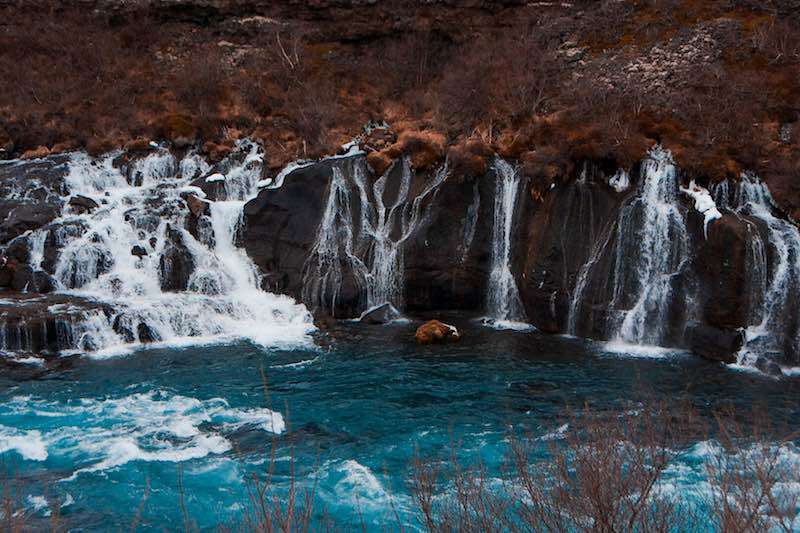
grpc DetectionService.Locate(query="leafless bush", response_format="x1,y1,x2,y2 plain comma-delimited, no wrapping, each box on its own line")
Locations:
705,407,799,533
411,400,799,533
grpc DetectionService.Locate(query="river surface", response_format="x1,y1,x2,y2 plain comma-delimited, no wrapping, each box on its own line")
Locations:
1,314,798,530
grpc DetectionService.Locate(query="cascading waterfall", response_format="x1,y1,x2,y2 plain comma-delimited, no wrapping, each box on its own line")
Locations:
484,158,526,325
303,157,448,316
609,147,689,345
7,143,314,357
568,147,689,346
714,174,800,364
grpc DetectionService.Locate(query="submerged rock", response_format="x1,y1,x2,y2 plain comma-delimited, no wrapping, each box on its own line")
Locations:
415,320,460,345
359,302,401,325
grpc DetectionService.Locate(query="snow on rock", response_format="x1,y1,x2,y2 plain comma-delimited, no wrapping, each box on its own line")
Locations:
204,173,225,183
680,180,722,237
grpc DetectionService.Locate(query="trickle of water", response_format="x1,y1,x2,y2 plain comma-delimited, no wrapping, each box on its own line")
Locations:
485,158,526,323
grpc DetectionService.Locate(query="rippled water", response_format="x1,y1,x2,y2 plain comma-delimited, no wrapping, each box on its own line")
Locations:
1,316,798,530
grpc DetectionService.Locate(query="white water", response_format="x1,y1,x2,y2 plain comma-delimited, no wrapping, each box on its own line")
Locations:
14,143,314,357
714,174,800,364
304,157,448,315
485,158,526,324
0,391,285,476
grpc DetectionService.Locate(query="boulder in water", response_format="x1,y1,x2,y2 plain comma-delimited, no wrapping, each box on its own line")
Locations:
686,323,744,364
359,303,401,325
131,245,148,258
415,320,460,345
754,356,784,377
68,194,100,214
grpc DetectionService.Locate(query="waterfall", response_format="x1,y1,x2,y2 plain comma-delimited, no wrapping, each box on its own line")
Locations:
303,157,448,316
567,147,689,346
484,158,526,325
5,143,314,358
302,161,369,315
609,147,689,345
714,174,800,364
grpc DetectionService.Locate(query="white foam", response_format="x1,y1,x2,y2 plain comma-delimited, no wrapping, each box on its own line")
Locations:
0,425,48,461
600,340,688,359
480,317,535,331
18,142,316,358
0,390,285,479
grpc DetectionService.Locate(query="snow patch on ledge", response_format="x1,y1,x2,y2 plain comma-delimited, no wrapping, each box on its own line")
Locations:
680,180,722,237
608,169,630,192
204,173,225,183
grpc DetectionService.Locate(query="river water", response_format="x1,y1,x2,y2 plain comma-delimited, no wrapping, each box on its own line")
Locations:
1,315,798,530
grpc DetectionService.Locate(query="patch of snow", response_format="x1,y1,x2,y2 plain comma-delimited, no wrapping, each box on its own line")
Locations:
680,180,722,237
178,186,207,198
608,169,630,192
204,173,225,183
256,177,273,188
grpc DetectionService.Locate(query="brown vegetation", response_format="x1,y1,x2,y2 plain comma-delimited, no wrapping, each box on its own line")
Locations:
0,1,799,200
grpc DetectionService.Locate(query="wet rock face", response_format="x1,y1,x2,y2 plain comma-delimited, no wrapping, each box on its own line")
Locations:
0,156,69,245
520,168,624,334
243,159,334,305
0,293,114,355
404,172,494,312
694,214,750,329
242,154,497,317
359,302,401,325
159,225,195,291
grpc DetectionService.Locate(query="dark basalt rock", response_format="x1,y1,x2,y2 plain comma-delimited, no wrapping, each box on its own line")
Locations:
68,194,100,214
686,323,744,364
404,171,495,312
0,293,115,355
159,224,195,291
694,214,751,329
243,157,351,310
754,356,784,377
131,245,148,258
113,314,136,343
520,167,625,335
137,322,160,343
0,199,62,245
0,155,70,244
11,266,55,293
